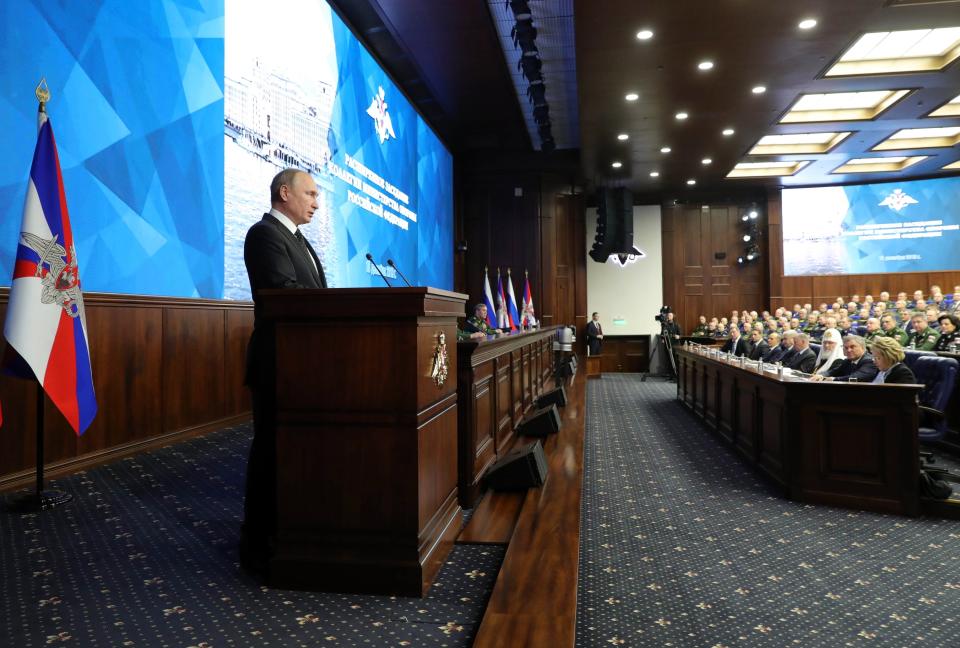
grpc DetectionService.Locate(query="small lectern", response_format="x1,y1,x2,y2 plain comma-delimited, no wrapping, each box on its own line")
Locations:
256,287,467,595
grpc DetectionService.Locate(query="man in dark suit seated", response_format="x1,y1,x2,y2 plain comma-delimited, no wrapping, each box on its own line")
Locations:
763,331,784,362
784,333,816,373
747,329,770,361
811,334,878,382
720,325,748,356
241,168,328,576
775,330,799,365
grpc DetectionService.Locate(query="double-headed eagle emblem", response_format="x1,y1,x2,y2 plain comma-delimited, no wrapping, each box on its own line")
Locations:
20,232,83,318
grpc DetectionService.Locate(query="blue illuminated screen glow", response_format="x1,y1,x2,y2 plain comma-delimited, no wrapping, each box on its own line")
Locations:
782,175,960,276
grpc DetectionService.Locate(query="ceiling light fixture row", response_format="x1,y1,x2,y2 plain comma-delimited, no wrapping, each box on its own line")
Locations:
507,0,555,152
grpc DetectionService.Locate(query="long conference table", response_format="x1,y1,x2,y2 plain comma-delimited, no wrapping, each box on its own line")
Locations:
676,346,923,516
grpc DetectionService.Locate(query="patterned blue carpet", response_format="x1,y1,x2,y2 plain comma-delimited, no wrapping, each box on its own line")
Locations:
576,375,960,648
1,423,502,647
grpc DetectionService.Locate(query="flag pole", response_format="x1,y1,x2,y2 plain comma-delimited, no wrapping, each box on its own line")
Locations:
4,79,74,514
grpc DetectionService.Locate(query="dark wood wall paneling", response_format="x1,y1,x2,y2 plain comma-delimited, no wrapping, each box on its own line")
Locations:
0,290,253,489
766,189,960,309
456,150,587,352
662,201,769,335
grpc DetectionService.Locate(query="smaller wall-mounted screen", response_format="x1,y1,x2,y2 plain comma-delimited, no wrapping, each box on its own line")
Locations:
782,175,960,276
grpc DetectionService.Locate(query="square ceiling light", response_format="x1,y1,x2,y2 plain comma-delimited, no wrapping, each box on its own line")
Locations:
825,27,960,76
872,126,960,150
780,90,910,123
726,161,811,178
929,93,960,117
749,132,851,155
832,156,928,173
944,160,960,170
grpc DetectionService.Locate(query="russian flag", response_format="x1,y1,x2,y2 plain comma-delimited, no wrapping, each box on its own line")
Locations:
505,269,520,331
482,267,497,327
3,110,97,435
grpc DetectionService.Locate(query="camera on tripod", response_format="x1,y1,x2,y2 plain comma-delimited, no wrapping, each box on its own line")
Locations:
654,305,672,324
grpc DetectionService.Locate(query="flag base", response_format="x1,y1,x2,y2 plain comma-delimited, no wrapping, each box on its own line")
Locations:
4,489,73,513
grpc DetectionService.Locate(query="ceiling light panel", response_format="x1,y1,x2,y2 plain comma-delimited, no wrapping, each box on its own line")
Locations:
825,27,960,76
943,160,960,170
780,90,910,123
726,161,811,178
749,131,852,155
929,93,960,118
833,156,927,173
872,126,960,150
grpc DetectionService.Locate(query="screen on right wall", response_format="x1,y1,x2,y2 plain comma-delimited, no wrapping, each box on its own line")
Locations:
782,175,960,276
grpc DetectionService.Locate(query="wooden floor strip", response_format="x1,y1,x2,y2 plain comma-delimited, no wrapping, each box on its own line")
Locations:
472,374,584,648
456,492,525,545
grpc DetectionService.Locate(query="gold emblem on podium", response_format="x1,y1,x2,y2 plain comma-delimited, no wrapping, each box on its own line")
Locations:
431,332,449,387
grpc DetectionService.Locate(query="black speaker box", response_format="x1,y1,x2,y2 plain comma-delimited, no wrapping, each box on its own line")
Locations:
485,441,548,491
536,386,567,409
517,404,561,438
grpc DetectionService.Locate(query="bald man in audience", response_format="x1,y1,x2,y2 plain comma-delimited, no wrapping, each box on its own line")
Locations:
880,314,908,346
863,317,882,343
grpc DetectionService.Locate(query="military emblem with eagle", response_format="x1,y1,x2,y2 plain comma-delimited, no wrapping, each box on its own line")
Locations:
20,232,84,318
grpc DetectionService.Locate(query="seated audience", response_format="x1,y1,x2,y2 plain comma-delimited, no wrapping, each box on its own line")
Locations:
763,332,783,362
785,333,816,374
869,336,917,384
879,314,908,346
747,329,770,361
907,313,940,350
811,335,878,382
721,325,748,357
692,315,709,336
812,328,845,376
776,330,798,365
933,314,959,352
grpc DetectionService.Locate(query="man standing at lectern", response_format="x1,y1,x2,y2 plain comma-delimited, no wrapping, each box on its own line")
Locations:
240,168,328,576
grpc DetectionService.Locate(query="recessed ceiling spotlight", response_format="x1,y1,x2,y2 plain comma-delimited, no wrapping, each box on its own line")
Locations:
798,18,817,30
611,161,623,169
741,214,749,222
698,60,714,71
649,171,660,177
743,234,752,242
749,210,759,219
702,158,712,165
660,146,672,153
722,128,735,136
686,179,696,185
625,92,639,101
617,133,629,141
636,29,654,40
675,111,689,120
752,85,767,94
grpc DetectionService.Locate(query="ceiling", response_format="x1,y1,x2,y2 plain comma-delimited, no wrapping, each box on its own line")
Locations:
334,0,960,193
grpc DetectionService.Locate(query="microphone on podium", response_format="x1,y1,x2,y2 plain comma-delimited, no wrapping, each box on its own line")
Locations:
386,259,412,287
366,253,392,287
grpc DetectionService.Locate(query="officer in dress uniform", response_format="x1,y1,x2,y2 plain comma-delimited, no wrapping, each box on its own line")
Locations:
906,313,940,350
464,303,499,336
879,314,909,347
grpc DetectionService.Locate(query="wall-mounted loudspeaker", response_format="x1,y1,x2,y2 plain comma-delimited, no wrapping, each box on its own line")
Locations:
485,440,548,491
517,404,562,438
536,386,567,409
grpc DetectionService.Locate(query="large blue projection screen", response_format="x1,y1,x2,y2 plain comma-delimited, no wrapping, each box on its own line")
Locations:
223,0,453,299
782,176,960,277
0,0,225,298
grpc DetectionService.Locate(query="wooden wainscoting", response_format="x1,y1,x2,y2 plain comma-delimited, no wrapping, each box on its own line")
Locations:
593,335,650,373
0,290,253,491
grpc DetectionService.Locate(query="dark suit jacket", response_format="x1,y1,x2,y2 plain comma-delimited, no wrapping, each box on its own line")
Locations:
764,344,786,363
882,362,917,384
747,340,770,361
244,213,327,387
826,353,879,382
721,336,748,357
778,347,797,365
785,347,816,373
586,321,603,355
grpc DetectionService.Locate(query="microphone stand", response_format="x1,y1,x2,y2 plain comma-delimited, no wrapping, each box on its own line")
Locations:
365,253,392,287
386,259,412,287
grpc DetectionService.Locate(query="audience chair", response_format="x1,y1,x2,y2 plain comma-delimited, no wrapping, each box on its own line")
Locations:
912,356,959,472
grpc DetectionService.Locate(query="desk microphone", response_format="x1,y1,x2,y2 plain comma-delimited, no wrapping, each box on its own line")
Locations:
386,258,412,287
366,253,392,287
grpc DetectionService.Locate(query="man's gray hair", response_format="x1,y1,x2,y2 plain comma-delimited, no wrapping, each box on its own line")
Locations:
797,333,811,343
843,334,866,350
270,168,303,204
782,329,798,339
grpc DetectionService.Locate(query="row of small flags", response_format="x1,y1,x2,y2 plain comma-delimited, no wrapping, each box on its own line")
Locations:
0,85,98,435
481,267,535,331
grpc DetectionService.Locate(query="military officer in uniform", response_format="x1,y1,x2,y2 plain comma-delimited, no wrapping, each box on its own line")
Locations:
691,315,710,337
863,317,882,344
879,314,908,347
464,303,499,336
906,313,940,350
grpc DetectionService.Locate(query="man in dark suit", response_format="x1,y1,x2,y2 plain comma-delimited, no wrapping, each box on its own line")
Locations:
586,312,603,356
812,335,878,382
747,329,770,361
721,325,748,357
763,332,784,362
785,333,816,373
241,168,328,575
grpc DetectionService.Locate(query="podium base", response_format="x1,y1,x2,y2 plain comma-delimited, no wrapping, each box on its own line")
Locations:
4,489,73,513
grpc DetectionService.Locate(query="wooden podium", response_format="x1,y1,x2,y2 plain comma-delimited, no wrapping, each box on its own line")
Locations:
256,287,467,595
